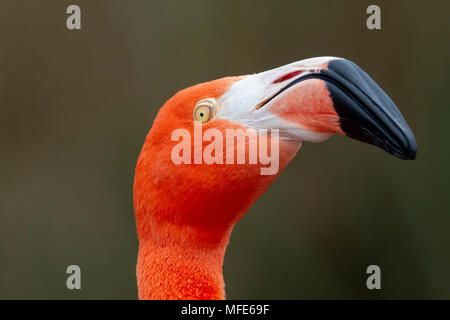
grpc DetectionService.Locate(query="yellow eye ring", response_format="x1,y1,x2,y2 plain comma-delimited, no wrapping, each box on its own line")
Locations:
193,99,216,123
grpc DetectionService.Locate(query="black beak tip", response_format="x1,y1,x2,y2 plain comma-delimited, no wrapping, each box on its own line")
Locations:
393,136,417,160
408,145,417,160
324,59,418,161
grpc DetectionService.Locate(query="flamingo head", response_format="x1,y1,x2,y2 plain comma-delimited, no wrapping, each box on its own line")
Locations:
134,57,417,245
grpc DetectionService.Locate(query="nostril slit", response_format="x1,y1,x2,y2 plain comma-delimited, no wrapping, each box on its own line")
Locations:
272,70,303,84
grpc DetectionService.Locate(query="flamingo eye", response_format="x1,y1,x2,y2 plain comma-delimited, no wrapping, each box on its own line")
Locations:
193,99,216,123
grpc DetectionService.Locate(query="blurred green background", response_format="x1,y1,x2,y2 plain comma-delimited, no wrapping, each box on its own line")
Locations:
0,0,449,299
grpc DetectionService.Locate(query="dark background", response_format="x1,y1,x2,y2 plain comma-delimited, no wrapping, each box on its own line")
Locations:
0,0,448,299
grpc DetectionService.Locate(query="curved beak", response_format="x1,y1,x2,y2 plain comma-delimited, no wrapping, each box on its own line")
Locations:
312,59,417,160
218,57,417,160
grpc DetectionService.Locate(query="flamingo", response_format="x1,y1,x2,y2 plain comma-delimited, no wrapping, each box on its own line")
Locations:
133,57,417,300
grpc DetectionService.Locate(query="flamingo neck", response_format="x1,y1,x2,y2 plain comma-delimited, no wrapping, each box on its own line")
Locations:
137,225,232,300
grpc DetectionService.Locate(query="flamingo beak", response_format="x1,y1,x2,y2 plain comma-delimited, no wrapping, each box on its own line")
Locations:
218,57,417,160
315,59,417,160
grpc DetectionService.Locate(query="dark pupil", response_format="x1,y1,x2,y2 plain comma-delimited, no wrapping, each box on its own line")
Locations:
200,113,204,117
